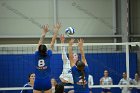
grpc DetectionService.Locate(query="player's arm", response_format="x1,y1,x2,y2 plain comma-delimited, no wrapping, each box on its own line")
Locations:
36,25,49,51
110,77,113,85
100,78,103,85
118,79,123,89
68,38,75,67
60,34,69,64
50,23,61,50
77,39,87,65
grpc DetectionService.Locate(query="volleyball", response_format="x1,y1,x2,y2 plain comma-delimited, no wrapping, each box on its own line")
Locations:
65,27,75,36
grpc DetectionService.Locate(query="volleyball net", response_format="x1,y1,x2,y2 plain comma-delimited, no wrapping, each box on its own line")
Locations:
0,42,140,93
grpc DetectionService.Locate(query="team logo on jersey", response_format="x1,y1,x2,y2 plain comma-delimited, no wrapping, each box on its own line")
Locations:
36,66,47,70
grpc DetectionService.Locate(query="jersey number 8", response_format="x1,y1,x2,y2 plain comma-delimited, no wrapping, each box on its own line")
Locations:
38,59,45,67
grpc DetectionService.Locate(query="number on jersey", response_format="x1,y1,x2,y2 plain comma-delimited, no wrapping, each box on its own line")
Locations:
38,59,45,67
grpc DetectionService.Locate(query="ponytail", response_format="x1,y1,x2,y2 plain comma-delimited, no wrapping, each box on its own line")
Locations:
81,70,85,88
76,60,86,88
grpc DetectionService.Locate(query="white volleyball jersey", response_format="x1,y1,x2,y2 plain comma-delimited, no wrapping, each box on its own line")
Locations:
59,46,74,84
118,78,132,93
100,77,113,89
133,78,140,89
88,75,94,87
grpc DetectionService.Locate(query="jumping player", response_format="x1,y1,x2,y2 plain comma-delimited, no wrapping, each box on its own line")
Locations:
59,34,75,93
68,38,89,93
59,34,74,84
33,23,61,93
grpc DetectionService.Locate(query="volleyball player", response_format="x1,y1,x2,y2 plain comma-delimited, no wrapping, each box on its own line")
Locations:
59,34,75,93
59,34,74,84
100,70,113,93
118,72,133,93
20,73,35,93
88,74,94,93
133,73,140,93
33,23,61,93
68,38,89,93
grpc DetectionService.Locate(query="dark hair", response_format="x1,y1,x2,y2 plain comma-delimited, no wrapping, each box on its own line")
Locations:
38,45,47,56
76,60,85,70
28,73,34,82
55,83,64,93
76,60,85,88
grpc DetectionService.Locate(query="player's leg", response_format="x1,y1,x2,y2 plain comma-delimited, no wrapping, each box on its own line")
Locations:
33,90,42,93
44,89,51,93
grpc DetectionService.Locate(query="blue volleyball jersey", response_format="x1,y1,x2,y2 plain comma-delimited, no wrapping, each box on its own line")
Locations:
34,50,52,79
20,83,33,93
71,65,89,93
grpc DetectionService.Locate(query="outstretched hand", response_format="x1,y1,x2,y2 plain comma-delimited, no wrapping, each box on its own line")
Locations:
42,24,49,34
50,23,61,50
77,38,87,65
53,23,61,33
77,38,84,49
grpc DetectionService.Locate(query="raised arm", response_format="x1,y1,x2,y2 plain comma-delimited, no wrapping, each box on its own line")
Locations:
36,25,49,50
77,39,87,65
68,38,75,67
50,23,61,50
60,34,69,64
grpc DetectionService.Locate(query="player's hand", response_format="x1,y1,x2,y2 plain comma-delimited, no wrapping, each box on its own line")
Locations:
53,22,61,33
77,38,84,50
69,38,75,46
60,34,65,43
42,24,49,34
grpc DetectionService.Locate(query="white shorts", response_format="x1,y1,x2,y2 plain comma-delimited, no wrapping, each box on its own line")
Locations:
59,73,74,84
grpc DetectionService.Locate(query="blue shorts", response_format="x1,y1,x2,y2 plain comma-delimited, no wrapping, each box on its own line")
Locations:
33,77,51,91
102,89,111,93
